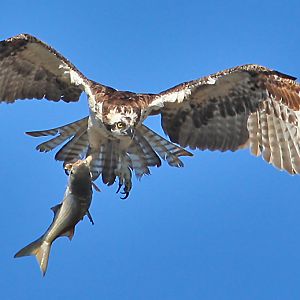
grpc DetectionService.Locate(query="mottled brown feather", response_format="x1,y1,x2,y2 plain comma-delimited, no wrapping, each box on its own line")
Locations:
150,65,300,149
0,34,86,103
145,64,300,173
5,33,300,183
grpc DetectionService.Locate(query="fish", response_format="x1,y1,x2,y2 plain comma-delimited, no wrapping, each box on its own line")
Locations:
14,159,94,276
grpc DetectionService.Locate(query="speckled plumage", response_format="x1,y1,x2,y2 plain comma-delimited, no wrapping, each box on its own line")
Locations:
2,34,300,195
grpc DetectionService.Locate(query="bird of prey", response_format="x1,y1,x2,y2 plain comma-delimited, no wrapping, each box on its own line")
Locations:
1,33,300,197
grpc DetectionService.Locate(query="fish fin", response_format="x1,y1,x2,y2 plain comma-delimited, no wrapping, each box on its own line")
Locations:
51,204,61,215
14,238,51,277
67,227,75,240
61,227,75,241
86,210,94,225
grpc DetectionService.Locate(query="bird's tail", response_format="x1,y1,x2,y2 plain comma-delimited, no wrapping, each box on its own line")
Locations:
26,118,192,196
86,140,132,197
136,125,193,167
26,116,89,162
86,125,192,196
14,237,51,276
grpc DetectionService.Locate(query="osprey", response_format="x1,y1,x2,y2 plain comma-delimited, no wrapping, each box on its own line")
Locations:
1,34,300,197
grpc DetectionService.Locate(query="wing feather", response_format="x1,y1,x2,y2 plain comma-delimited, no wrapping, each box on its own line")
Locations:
145,64,300,173
0,34,90,103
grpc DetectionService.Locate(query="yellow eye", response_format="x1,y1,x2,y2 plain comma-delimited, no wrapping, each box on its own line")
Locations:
116,122,125,129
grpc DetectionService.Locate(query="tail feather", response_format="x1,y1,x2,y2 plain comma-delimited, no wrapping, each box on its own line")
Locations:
138,125,192,167
35,133,73,152
128,141,151,179
133,131,161,167
14,238,51,276
26,117,89,153
88,144,105,180
115,152,132,193
102,141,118,185
26,117,193,196
55,130,89,163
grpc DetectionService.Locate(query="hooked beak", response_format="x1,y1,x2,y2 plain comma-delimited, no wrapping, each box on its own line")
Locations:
126,127,134,138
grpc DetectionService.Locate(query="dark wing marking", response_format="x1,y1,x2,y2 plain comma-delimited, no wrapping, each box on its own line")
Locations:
0,33,88,103
147,64,300,173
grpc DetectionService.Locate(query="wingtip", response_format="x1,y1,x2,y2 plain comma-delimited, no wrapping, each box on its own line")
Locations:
25,131,38,137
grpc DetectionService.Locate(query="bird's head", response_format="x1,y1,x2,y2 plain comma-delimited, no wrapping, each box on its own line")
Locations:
104,106,140,137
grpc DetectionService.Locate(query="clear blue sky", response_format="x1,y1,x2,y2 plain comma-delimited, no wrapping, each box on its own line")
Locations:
1,1,300,299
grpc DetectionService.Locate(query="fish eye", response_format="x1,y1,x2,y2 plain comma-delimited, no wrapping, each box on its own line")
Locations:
116,122,125,129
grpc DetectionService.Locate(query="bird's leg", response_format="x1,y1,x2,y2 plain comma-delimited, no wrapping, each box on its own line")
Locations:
117,173,132,199
116,175,132,199
115,153,133,198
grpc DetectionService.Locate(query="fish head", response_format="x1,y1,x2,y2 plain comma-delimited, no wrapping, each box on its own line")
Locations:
65,160,93,196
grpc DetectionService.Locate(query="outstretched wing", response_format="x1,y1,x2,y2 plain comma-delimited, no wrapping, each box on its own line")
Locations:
0,33,89,103
148,64,300,174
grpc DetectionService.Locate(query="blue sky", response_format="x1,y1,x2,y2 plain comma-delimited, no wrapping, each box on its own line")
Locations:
1,0,300,299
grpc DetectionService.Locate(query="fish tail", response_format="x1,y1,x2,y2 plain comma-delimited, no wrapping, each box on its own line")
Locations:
14,238,51,276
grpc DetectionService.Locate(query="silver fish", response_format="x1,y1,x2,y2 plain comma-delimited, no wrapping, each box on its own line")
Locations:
14,159,94,276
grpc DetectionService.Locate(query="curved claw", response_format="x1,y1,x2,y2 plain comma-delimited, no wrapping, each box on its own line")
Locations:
117,182,130,199
92,182,101,192
116,183,123,194
120,190,129,200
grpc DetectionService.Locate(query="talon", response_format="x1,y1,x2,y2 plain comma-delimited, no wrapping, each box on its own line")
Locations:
120,186,130,199
92,182,101,192
116,183,122,194
64,168,70,176
120,192,129,200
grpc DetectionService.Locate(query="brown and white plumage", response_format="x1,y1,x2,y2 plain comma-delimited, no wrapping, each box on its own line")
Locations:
1,33,300,196
148,65,300,174
0,34,85,103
